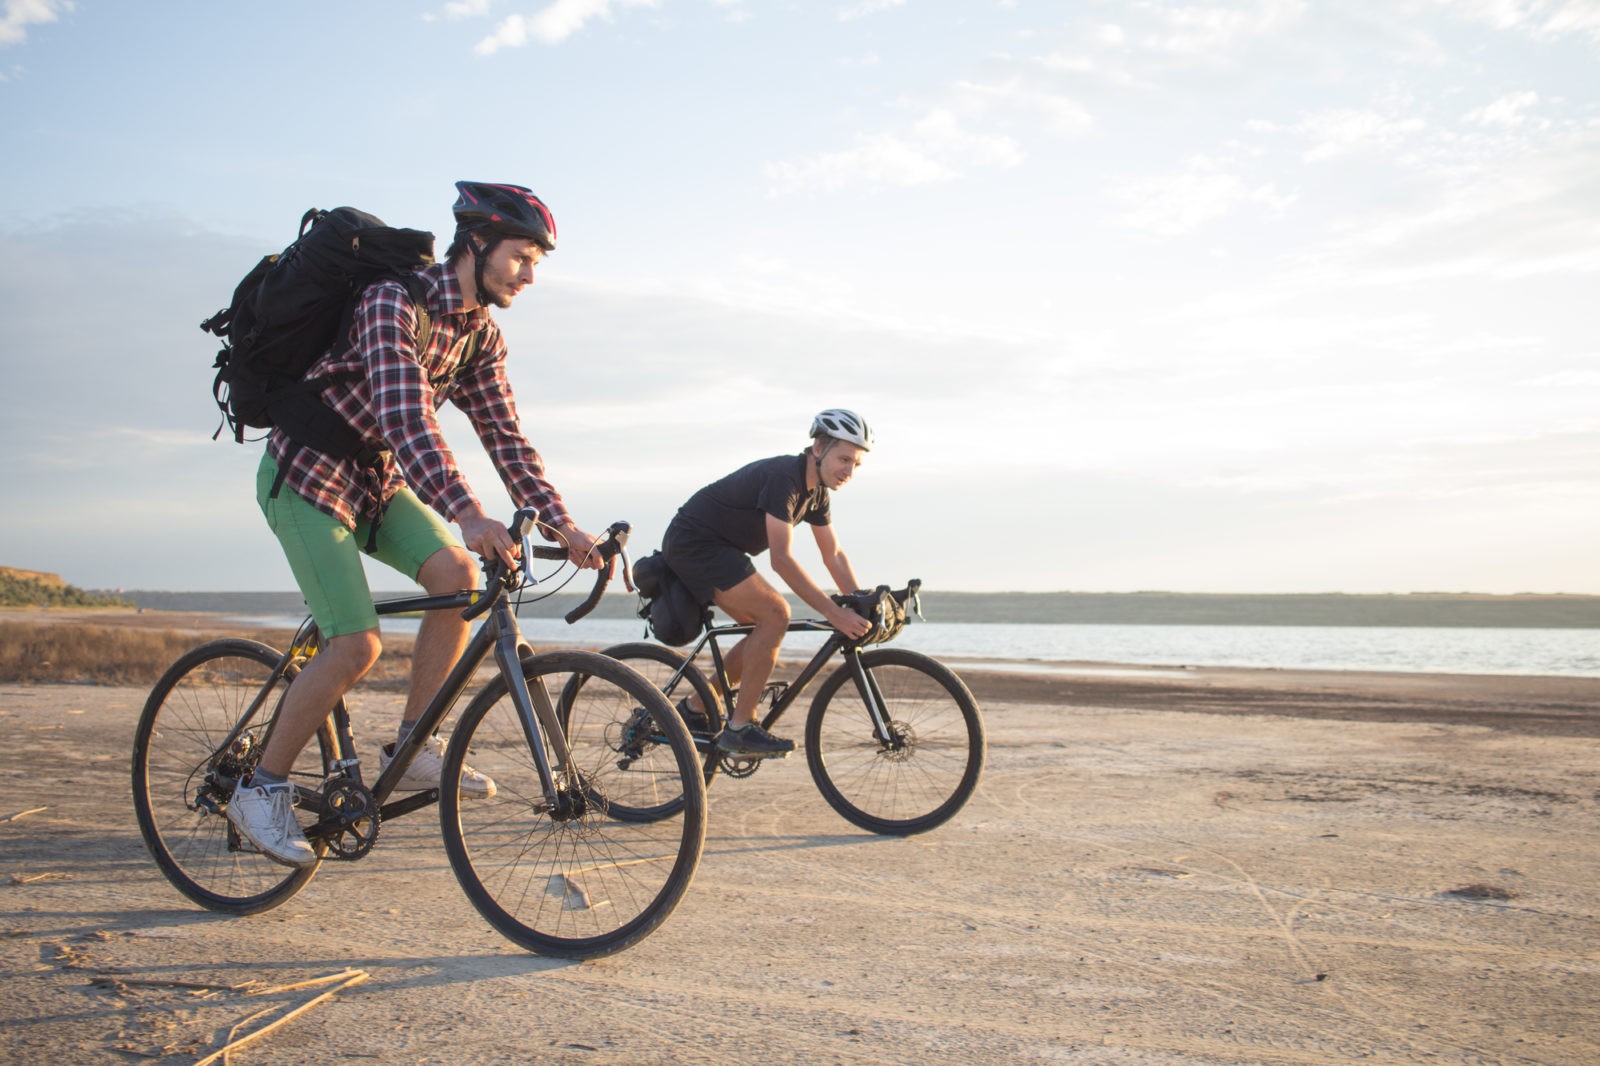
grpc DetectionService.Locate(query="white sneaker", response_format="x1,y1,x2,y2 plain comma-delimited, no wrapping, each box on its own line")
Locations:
227,781,317,868
381,734,496,798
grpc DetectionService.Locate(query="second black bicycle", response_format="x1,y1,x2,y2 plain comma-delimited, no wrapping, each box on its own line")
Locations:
562,580,986,836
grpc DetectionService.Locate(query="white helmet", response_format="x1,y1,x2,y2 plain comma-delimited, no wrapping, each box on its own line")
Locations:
810,408,873,451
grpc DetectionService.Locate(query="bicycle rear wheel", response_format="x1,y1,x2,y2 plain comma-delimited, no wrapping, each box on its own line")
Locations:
440,650,706,959
587,641,724,817
805,648,985,836
132,638,334,914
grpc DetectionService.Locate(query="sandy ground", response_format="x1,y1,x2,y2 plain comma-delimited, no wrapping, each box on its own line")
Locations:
2,613,1598,1064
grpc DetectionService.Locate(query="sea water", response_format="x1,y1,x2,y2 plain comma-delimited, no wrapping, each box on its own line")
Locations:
235,614,1599,678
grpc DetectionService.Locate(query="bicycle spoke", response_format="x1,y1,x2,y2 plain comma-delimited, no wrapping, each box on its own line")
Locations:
593,641,724,810
441,650,704,958
133,640,331,914
806,649,985,835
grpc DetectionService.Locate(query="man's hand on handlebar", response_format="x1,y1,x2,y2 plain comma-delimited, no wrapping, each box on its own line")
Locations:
827,604,874,641
551,522,604,571
459,509,519,569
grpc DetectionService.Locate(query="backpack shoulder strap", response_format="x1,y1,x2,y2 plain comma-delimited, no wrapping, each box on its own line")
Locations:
399,272,483,378
400,273,434,351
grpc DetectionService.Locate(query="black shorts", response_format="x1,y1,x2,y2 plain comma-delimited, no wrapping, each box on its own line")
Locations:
662,518,756,605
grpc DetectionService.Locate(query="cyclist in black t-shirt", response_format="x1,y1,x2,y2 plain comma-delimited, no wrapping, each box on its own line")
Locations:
663,409,876,756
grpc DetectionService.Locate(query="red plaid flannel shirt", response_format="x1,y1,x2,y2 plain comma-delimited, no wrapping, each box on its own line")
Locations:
266,262,571,533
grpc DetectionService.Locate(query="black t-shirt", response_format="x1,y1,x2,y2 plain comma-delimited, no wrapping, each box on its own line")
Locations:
674,451,830,555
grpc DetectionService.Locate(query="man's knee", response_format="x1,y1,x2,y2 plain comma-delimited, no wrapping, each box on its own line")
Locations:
418,546,479,595
754,593,790,628
743,588,790,634
325,629,383,676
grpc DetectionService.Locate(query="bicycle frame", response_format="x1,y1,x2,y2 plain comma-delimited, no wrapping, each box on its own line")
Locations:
233,514,631,842
672,618,899,746
310,590,571,836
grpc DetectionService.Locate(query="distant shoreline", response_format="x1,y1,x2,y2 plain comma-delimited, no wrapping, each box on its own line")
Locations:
5,606,1598,736
108,588,1600,629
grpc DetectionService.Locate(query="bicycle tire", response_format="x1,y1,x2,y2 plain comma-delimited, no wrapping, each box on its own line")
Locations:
804,647,985,836
440,650,706,959
132,638,334,914
588,641,724,816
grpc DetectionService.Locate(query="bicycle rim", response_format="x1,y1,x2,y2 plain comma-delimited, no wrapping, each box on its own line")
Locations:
805,648,986,835
131,639,331,913
441,650,706,958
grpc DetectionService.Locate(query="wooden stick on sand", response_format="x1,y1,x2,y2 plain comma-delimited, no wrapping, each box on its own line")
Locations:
194,969,371,1066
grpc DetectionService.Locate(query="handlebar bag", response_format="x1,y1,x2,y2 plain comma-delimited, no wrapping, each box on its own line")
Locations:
838,585,906,646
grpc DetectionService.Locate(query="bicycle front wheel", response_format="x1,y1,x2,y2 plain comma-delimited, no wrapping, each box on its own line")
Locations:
805,648,986,836
440,650,706,959
132,638,334,914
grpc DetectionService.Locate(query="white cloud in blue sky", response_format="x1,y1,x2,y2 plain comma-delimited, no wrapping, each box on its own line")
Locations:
0,0,71,48
0,1,1596,594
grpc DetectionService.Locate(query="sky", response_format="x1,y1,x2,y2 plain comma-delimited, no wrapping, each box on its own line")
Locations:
0,0,1596,595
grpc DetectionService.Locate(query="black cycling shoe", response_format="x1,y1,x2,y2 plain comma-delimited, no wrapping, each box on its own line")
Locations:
675,698,710,734
715,721,794,758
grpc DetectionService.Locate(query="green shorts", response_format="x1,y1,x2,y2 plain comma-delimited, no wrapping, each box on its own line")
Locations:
257,452,459,637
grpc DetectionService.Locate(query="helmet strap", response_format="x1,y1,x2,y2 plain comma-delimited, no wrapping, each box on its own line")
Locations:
812,436,837,485
471,232,504,307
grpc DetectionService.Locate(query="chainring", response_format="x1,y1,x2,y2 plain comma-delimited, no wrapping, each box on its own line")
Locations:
321,779,380,859
718,753,763,779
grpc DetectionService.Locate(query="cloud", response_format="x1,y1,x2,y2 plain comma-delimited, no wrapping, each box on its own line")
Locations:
1275,130,1600,285
764,116,1022,194
1542,0,1600,40
1439,0,1600,44
1250,107,1429,162
474,0,659,52
426,0,493,19
1138,0,1308,56
950,77,1094,137
0,0,72,47
839,0,904,21
1114,155,1295,235
765,76,1089,194
1463,89,1543,128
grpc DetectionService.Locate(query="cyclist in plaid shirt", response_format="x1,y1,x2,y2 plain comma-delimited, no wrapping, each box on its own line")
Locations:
229,182,601,867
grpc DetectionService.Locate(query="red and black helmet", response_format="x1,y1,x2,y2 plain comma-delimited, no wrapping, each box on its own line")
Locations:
452,181,557,251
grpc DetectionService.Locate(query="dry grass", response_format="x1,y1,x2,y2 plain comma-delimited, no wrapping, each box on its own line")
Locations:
0,621,416,687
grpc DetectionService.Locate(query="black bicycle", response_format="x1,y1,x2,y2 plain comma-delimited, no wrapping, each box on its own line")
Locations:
131,512,706,959
569,581,985,836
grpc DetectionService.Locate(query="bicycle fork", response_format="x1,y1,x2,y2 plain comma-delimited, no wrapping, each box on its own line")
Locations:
845,652,900,748
490,606,574,809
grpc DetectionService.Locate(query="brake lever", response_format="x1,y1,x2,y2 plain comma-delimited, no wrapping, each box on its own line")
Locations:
519,531,541,586
905,578,924,621
618,544,636,594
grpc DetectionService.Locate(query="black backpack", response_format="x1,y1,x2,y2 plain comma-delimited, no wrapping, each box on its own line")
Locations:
201,206,438,461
